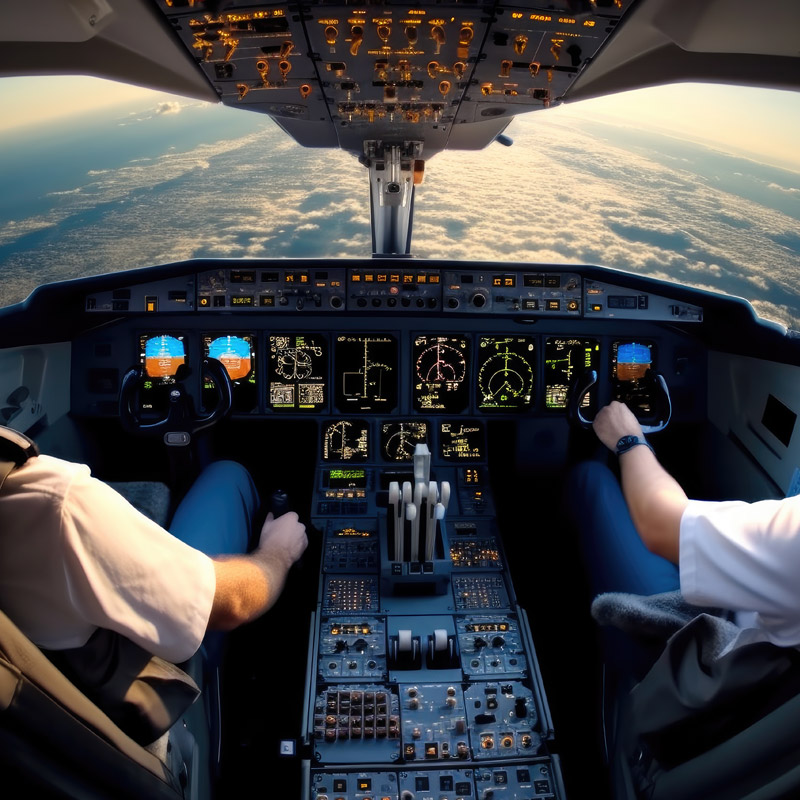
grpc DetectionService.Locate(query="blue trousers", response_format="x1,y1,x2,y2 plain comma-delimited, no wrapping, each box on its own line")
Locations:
569,460,679,598
169,460,260,667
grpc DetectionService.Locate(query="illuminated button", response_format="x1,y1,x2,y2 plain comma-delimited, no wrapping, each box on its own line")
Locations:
567,299,579,311
522,299,539,310
145,296,158,312
590,303,603,312
546,300,560,311
199,296,210,307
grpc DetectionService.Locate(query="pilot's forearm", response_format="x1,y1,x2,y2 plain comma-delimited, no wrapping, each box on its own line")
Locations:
617,445,687,563
208,548,292,631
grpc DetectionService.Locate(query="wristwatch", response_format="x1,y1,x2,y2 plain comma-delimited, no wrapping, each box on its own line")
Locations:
615,435,654,456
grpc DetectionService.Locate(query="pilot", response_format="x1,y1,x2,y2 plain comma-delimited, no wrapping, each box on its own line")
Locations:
573,400,800,666
0,435,307,740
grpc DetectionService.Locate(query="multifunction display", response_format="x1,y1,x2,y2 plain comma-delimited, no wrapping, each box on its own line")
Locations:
612,341,656,416
544,338,599,410
381,421,428,462
202,333,257,412
440,421,485,461
335,334,398,413
477,336,536,411
138,333,186,412
412,334,469,413
322,420,370,462
267,334,326,411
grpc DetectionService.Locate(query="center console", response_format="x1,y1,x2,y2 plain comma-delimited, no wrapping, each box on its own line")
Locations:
302,438,568,799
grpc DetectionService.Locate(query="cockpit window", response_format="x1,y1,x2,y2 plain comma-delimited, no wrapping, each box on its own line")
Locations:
0,77,798,328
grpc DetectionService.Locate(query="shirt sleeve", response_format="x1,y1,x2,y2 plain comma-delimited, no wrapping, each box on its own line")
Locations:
680,496,800,644
59,466,217,663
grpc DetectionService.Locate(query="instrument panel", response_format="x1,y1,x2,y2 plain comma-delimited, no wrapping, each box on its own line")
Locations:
125,330,668,425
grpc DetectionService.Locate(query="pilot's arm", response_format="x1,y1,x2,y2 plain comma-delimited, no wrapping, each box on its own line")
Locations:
208,511,307,631
593,401,688,564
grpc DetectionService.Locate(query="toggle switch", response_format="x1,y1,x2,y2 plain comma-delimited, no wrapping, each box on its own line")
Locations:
279,59,291,78
405,25,417,44
324,25,338,46
529,61,540,78
438,79,451,97
453,61,466,79
300,84,312,98
514,34,528,54
427,60,439,79
377,24,391,43
500,60,512,77
350,25,364,55
431,25,445,53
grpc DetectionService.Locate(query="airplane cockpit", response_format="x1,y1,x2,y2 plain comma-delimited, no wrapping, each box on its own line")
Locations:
1,1,799,799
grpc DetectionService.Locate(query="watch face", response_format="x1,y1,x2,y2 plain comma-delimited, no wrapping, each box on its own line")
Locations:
616,435,638,452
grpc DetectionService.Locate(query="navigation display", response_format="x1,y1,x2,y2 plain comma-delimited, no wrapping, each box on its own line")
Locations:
544,337,600,410
334,334,398,413
612,341,656,416
440,421,485,461
477,336,535,411
380,421,429,462
203,333,257,412
322,420,369,462
267,334,326,411
412,334,470,413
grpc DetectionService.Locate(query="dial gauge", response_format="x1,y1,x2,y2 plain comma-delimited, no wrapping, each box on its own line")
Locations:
477,336,535,411
412,334,469,412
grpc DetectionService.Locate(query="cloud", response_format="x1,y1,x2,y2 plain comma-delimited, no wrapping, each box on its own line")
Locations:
155,102,182,116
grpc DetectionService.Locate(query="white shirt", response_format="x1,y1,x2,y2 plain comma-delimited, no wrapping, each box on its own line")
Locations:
680,495,800,649
0,454,216,663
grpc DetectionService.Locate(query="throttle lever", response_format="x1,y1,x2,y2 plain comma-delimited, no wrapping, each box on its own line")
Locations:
568,368,598,429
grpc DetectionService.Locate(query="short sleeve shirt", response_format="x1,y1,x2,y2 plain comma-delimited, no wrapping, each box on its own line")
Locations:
680,495,800,648
0,455,216,663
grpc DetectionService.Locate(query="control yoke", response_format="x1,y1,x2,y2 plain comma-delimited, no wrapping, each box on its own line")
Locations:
568,368,672,434
119,357,233,442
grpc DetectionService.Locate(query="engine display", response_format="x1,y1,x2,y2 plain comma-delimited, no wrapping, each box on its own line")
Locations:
477,336,535,411
381,421,429,462
439,421,485,461
267,333,326,411
544,338,599,410
203,333,257,412
334,334,398,413
322,420,369,462
612,341,656,416
412,334,469,413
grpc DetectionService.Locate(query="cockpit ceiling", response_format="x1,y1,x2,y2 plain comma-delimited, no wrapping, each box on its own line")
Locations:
1,0,799,157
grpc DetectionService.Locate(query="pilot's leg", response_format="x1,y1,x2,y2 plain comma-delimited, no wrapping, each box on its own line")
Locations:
569,460,679,597
169,460,259,556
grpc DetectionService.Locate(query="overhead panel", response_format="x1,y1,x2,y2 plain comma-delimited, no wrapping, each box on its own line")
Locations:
155,1,635,157
156,1,339,147
450,0,630,139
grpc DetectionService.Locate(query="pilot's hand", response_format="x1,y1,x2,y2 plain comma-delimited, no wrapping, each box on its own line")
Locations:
257,511,308,568
593,401,645,452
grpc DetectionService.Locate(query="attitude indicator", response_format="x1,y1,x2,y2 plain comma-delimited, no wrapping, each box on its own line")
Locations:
413,334,469,412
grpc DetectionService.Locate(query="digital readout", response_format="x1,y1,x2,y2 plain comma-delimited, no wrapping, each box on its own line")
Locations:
334,334,397,412
267,334,326,411
439,421,485,461
477,336,535,411
412,334,469,413
544,337,599,409
325,468,368,488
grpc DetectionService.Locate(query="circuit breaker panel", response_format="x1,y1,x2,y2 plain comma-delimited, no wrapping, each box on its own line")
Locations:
303,439,567,799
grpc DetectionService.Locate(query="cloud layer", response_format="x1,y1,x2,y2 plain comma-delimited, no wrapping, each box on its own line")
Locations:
0,108,798,329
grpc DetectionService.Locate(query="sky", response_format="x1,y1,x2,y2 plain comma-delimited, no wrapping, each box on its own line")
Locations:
1,75,799,172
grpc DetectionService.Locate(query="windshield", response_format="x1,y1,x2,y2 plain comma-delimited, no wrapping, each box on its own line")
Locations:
1,77,798,328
